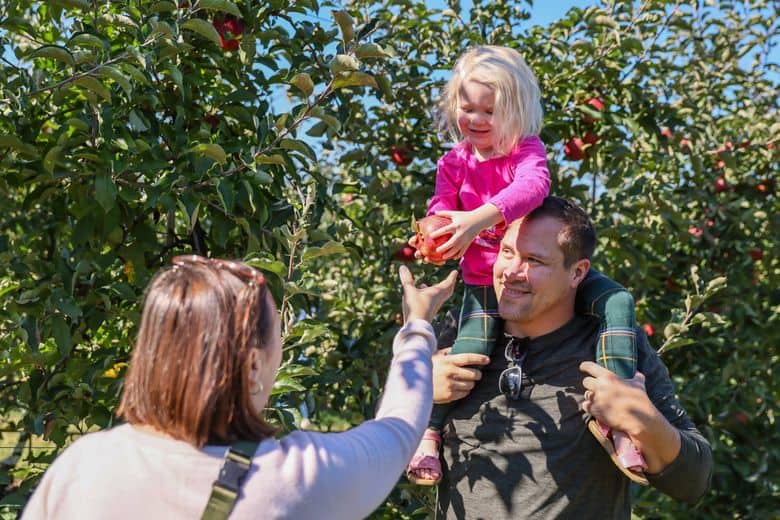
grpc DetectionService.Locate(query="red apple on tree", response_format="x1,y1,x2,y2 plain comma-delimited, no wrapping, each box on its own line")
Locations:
583,131,599,146
393,245,416,263
213,15,244,51
714,176,728,193
583,97,605,124
412,215,452,263
688,226,703,237
390,145,413,166
642,323,655,337
564,137,585,161
748,249,763,261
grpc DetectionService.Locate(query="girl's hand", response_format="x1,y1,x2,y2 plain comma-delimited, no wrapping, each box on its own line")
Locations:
431,205,503,260
407,234,446,265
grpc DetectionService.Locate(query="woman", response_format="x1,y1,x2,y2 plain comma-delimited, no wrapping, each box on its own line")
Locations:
23,256,458,519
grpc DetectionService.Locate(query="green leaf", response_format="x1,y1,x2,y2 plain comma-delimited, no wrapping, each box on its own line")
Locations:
73,76,111,102
99,13,138,29
247,259,287,278
66,118,89,132
355,43,391,59
333,10,355,42
289,72,314,97
51,315,73,356
128,110,150,132
272,376,306,395
99,65,132,96
705,276,727,295
95,175,117,212
329,54,360,74
302,241,348,262
68,33,107,50
149,1,177,13
28,45,74,66
280,138,316,160
181,18,222,47
333,71,377,90
309,106,341,132
255,154,286,166
200,0,242,17
121,63,150,86
217,179,235,213
44,146,63,174
189,143,227,164
0,135,40,158
375,74,392,101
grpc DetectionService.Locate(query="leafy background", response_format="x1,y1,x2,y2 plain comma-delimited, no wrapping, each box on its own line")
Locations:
0,0,777,518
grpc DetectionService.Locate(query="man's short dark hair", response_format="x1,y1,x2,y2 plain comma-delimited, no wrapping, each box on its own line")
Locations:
525,196,596,267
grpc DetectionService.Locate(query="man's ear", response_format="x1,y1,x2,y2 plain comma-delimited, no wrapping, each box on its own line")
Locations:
570,258,591,288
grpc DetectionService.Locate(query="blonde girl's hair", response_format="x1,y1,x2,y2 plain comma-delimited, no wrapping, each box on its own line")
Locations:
437,45,543,156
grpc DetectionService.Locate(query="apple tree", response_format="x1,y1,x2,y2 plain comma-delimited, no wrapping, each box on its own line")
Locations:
0,0,777,518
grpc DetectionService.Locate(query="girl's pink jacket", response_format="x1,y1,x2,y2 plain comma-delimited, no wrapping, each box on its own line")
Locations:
427,136,550,285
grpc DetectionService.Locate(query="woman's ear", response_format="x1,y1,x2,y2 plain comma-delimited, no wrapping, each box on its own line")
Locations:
570,258,591,288
247,348,264,393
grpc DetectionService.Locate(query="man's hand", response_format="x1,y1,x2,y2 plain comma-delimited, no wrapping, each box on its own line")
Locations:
399,265,458,323
580,361,681,474
432,348,490,403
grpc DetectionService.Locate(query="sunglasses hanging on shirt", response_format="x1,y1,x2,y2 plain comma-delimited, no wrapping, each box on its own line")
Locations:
499,337,529,400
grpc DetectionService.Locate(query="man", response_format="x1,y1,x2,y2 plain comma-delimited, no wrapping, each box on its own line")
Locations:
434,196,712,519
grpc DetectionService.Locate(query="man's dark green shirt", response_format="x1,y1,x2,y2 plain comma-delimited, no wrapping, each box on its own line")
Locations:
437,315,712,519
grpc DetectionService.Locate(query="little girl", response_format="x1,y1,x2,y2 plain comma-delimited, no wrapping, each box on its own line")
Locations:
406,45,647,486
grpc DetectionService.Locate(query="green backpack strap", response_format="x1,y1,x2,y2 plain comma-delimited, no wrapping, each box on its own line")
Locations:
201,440,260,520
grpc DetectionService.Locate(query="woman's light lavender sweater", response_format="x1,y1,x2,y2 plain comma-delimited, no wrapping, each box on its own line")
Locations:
23,320,436,520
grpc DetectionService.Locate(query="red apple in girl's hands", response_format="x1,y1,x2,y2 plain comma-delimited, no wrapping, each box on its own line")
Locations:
413,215,452,264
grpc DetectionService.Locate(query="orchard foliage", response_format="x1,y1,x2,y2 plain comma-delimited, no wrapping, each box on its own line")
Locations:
0,0,777,517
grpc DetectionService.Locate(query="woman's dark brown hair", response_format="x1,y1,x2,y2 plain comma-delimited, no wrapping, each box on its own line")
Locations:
117,259,278,447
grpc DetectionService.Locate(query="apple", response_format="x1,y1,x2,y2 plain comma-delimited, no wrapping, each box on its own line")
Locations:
390,145,412,166
757,183,767,193
213,15,244,51
714,176,728,193
583,97,605,124
680,138,691,150
716,141,734,153
583,131,599,146
204,114,220,128
642,323,655,337
393,245,416,263
688,226,703,237
413,215,452,263
748,249,763,261
219,35,239,51
564,137,585,161
661,128,673,139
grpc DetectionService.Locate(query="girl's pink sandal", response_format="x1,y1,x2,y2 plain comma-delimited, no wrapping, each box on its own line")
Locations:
406,430,442,486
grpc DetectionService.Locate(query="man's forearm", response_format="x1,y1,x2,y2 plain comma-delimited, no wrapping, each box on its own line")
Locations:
627,401,682,474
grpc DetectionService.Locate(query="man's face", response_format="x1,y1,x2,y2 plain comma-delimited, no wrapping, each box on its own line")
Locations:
494,216,587,337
